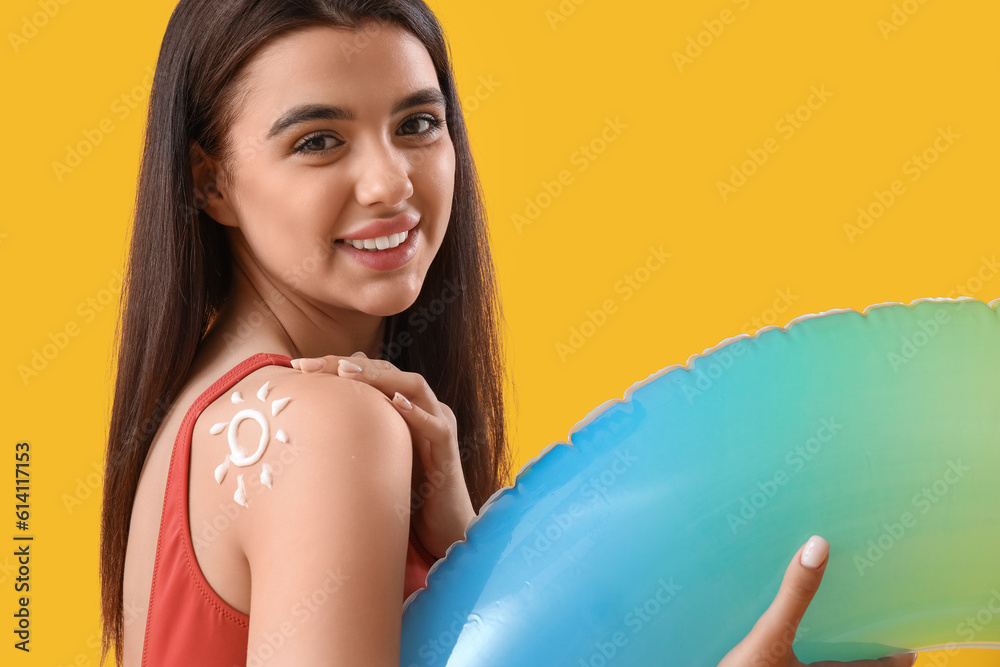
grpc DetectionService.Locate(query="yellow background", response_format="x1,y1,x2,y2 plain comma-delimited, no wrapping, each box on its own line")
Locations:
2,0,997,664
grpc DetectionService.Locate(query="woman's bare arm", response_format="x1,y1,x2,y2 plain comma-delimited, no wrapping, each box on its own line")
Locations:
239,372,413,666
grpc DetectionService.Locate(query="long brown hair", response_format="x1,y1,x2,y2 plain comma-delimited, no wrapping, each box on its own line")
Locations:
100,1,512,663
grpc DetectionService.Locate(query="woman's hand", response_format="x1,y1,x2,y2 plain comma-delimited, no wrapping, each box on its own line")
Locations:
718,535,917,667
290,352,476,560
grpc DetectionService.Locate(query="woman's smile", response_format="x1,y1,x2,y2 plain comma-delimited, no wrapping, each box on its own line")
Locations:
334,220,420,271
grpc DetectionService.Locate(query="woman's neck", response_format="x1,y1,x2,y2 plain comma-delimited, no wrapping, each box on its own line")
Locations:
200,261,387,364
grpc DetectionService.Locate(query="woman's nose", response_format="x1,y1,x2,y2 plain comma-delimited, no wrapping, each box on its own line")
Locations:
353,141,414,208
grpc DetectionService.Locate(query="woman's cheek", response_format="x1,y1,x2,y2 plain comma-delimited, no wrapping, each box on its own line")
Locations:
422,143,456,208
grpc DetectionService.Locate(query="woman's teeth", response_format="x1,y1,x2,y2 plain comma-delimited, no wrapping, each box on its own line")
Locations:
344,230,409,251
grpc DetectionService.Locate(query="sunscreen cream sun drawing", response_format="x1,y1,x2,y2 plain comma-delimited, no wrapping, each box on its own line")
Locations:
207,380,292,508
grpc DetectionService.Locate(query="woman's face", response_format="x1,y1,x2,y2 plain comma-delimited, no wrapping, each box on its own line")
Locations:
203,22,455,318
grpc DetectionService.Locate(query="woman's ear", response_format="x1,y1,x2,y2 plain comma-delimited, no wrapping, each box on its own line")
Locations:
190,141,239,228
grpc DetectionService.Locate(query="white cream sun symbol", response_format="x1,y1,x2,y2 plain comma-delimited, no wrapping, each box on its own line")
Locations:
208,380,292,508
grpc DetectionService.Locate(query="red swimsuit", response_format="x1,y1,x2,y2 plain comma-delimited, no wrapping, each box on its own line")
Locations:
141,352,437,666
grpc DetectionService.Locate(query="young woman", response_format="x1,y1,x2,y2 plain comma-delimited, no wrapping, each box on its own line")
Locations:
99,1,917,665
101,1,509,664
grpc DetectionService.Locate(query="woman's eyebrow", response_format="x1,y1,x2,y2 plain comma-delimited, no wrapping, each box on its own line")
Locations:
267,87,447,139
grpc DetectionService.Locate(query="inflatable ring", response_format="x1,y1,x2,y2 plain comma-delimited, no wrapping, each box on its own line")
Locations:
400,297,1000,665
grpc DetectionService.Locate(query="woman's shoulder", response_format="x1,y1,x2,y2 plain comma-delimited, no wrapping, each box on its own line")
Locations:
193,356,405,449
191,360,415,661
191,359,414,540
183,357,414,661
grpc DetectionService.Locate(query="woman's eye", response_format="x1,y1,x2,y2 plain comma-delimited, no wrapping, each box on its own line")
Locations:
400,114,446,137
294,134,339,154
293,114,444,155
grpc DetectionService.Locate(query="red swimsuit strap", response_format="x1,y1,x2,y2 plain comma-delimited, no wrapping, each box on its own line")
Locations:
142,352,292,664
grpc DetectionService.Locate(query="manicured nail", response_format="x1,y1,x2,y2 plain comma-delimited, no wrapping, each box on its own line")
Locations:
801,535,829,569
338,359,363,374
351,351,368,358
292,358,324,372
393,392,412,410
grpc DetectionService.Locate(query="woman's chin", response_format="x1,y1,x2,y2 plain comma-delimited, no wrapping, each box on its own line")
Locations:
361,292,423,318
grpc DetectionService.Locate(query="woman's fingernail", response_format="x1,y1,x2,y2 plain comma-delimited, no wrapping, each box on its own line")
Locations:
393,392,412,410
800,535,829,569
292,358,324,372
907,653,918,666
338,359,363,374
351,350,368,358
